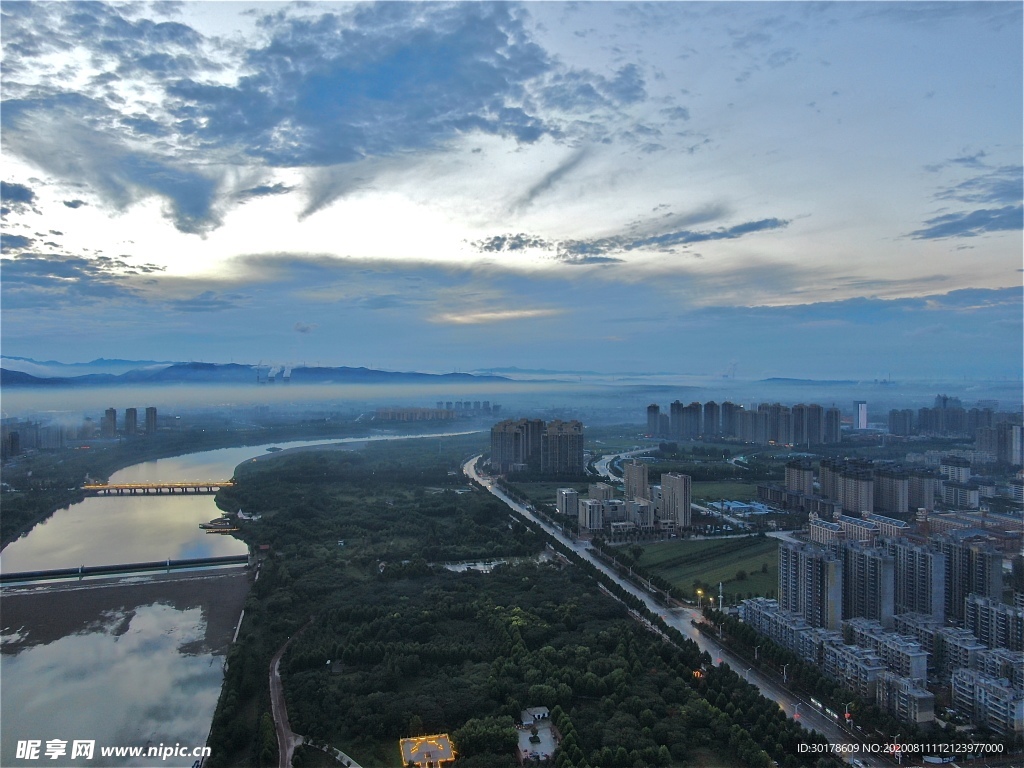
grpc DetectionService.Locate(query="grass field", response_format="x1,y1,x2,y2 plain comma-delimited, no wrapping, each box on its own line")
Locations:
637,536,778,601
691,481,759,502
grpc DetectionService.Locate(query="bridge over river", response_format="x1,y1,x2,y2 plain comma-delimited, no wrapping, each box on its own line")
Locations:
83,481,234,495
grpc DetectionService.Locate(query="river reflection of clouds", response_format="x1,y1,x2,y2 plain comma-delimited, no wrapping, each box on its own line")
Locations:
1,603,222,767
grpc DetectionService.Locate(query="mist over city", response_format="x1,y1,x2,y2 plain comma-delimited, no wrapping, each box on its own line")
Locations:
1,3,1022,768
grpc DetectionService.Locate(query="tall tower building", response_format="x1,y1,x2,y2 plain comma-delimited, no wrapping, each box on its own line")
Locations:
490,418,545,473
540,420,584,475
624,459,649,502
102,408,117,438
720,401,742,438
145,406,158,435
824,407,842,443
681,402,702,440
646,404,661,436
669,400,684,439
785,459,814,496
661,473,691,529
840,541,895,627
854,401,868,430
874,467,910,515
884,538,946,621
778,541,843,630
124,408,138,437
703,401,720,438
932,534,1003,624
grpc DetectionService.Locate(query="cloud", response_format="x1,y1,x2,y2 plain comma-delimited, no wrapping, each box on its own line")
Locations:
1,234,35,253
473,233,553,253
907,205,1023,239
513,148,590,210
935,165,1023,205
432,308,562,325
1,181,37,214
166,290,246,313
63,199,88,208
237,183,294,202
293,322,317,334
0,252,144,307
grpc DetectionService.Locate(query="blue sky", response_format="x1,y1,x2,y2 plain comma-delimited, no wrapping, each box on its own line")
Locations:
1,1,1021,380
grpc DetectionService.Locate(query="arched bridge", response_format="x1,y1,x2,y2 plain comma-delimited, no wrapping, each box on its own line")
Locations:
82,481,234,496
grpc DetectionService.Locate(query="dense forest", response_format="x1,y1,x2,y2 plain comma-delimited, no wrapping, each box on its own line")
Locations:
206,436,840,767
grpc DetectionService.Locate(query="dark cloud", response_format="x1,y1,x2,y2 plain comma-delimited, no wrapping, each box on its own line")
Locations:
513,148,590,210
238,183,294,202
166,290,245,313
0,252,143,307
1,234,35,253
167,4,557,169
294,322,317,334
907,205,1023,239
63,199,88,208
935,165,1022,205
1,181,37,213
472,234,553,253
471,211,788,262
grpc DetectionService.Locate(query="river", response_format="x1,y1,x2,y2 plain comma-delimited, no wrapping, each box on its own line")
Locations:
0,430,481,767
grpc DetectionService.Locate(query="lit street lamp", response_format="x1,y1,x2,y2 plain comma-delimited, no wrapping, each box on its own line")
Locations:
696,588,703,609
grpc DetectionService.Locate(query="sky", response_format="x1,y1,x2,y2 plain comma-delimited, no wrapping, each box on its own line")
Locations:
1,1,1021,381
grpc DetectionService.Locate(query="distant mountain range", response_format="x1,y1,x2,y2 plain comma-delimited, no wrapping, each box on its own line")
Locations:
0,359,512,387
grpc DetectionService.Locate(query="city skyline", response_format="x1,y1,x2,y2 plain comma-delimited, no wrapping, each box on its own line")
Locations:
1,2,1021,379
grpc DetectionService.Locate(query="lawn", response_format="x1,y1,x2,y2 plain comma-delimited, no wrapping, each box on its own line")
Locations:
637,536,778,602
691,481,759,502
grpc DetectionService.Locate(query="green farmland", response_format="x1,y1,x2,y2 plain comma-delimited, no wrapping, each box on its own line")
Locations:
637,536,778,603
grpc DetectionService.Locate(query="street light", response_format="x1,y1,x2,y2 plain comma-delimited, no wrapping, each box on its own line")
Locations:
781,663,788,683
696,588,703,609
744,667,753,682
755,644,762,660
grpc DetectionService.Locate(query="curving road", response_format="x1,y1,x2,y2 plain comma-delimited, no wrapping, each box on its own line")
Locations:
464,456,890,767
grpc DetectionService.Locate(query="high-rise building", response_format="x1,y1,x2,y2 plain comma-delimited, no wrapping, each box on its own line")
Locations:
840,541,895,627
145,406,157,435
778,541,843,630
884,538,946,621
669,400,684,439
785,459,814,496
124,408,138,437
703,401,720,437
964,595,1024,651
660,472,691,529
102,408,117,438
854,401,868,430
578,499,604,530
540,420,584,475
793,403,825,446
490,418,545,473
888,409,914,436
720,401,742,438
556,488,579,518
681,402,702,440
873,467,909,515
824,407,842,443
623,459,649,502
908,469,937,512
932,533,1003,624
646,404,660,436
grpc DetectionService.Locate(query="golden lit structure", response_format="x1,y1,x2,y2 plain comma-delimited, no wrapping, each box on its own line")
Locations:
399,734,456,768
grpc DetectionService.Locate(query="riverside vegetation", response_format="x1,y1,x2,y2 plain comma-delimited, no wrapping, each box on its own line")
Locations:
206,435,841,767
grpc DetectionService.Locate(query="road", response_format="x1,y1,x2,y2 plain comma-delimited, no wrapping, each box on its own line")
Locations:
464,456,890,767
270,624,311,768
591,448,651,480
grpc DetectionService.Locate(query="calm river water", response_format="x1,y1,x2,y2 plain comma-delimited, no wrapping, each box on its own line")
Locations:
0,431,480,767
